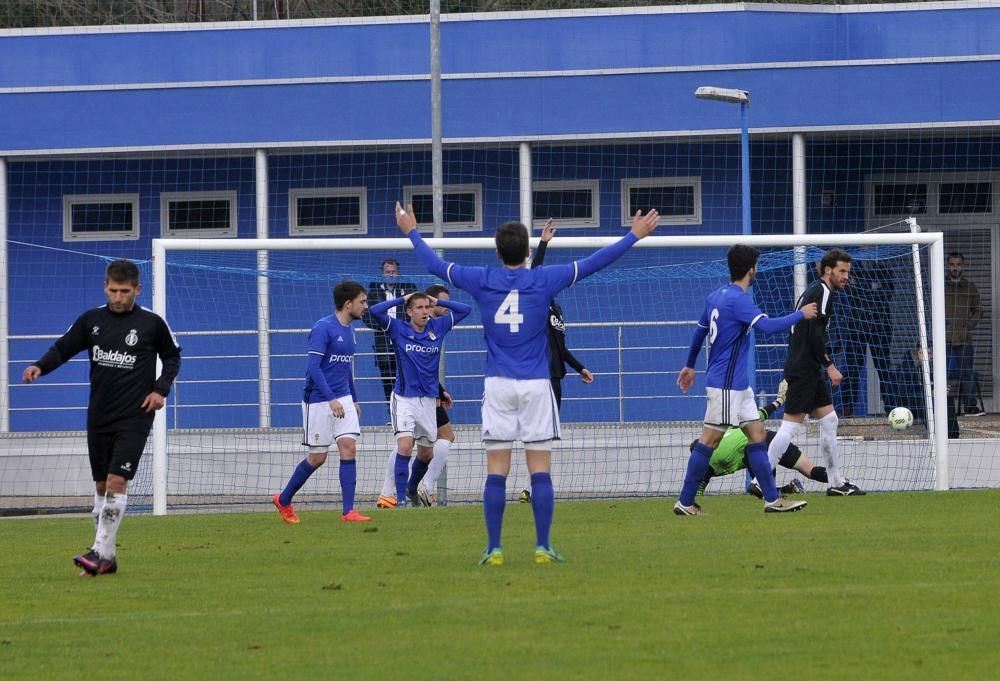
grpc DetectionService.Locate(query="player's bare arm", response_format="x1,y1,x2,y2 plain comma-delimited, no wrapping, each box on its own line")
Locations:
677,366,696,393
395,201,417,234
800,301,818,319
630,209,659,239
440,390,453,409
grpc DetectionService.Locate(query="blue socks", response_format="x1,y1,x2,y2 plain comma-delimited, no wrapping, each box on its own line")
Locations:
280,459,317,506
407,458,429,496
679,442,714,506
530,472,554,549
483,474,506,551
746,441,779,502
339,459,357,514
394,453,411,501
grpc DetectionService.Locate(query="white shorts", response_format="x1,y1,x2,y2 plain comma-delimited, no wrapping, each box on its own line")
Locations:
302,396,360,450
704,387,759,431
481,376,561,448
390,393,438,447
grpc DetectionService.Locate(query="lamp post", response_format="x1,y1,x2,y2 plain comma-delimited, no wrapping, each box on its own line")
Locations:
695,86,751,236
695,87,756,392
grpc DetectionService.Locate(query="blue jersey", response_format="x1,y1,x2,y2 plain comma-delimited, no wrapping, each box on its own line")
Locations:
408,230,639,380
370,298,471,397
303,314,358,403
698,284,768,391
685,284,805,391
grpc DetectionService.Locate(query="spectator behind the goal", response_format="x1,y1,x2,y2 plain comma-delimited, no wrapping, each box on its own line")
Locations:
841,257,899,417
362,259,417,420
944,252,983,416
22,258,182,577
529,218,594,409
397,200,659,566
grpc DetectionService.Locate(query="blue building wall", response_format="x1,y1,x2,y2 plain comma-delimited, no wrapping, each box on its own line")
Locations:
4,4,1000,430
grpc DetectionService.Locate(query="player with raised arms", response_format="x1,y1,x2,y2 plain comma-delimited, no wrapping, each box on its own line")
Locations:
369,290,471,507
396,201,659,565
676,244,817,515
272,280,372,524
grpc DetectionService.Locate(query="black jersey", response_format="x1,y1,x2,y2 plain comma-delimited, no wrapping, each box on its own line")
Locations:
35,305,181,433
784,280,834,378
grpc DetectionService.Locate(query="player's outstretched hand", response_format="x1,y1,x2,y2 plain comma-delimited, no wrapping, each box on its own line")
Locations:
677,366,696,393
395,201,417,234
630,209,659,239
22,365,41,383
540,219,556,243
800,301,818,319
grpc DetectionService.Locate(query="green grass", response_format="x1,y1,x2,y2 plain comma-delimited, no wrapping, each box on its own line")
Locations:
1,490,998,680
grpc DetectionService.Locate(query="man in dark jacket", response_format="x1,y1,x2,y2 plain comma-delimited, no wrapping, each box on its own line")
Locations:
944,252,983,415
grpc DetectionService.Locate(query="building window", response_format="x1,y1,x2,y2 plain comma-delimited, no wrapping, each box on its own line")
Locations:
161,191,238,238
620,177,701,225
532,180,600,228
403,184,482,233
289,187,367,236
939,182,993,214
63,194,140,241
871,183,928,216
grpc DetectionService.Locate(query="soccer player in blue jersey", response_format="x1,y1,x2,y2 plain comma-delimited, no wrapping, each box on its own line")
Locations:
370,290,471,507
396,201,659,565
273,280,372,524
676,244,818,515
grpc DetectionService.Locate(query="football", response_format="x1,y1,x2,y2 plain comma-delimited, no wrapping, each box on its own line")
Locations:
888,406,914,431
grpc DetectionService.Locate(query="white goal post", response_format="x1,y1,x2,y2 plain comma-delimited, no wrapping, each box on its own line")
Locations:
150,231,949,516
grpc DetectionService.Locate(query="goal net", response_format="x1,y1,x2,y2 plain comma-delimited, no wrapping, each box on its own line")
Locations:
98,229,950,514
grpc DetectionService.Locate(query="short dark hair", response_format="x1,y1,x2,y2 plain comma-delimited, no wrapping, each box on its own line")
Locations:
495,221,530,266
819,248,853,274
425,284,449,298
381,258,400,271
105,259,140,286
947,252,965,263
333,280,365,310
727,245,760,281
406,292,431,309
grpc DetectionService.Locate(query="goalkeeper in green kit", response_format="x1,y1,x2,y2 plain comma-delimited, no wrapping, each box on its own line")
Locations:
693,381,830,498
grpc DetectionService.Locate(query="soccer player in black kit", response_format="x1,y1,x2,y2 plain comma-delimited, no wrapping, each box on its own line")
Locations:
766,249,865,496
23,259,181,575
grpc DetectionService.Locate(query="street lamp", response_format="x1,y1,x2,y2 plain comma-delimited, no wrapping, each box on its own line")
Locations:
695,86,756,391
695,86,751,235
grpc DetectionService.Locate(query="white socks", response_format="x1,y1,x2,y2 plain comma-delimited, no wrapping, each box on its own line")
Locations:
818,411,845,487
379,449,397,498
94,492,127,560
767,420,804,468
423,439,452,491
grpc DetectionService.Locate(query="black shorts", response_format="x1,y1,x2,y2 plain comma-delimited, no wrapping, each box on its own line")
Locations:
87,430,149,481
436,405,450,428
762,431,802,470
784,372,832,415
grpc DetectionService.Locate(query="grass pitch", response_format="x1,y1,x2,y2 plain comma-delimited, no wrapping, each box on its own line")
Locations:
1,489,997,681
